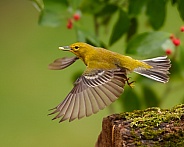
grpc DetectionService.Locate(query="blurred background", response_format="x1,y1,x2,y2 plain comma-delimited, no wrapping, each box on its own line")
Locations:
0,0,184,147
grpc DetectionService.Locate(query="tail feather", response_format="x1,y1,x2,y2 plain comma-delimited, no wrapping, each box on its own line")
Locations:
134,56,171,83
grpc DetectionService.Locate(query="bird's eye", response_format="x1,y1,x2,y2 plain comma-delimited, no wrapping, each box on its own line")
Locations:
74,46,79,50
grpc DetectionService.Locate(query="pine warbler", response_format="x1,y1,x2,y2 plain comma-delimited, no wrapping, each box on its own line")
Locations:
49,42,171,122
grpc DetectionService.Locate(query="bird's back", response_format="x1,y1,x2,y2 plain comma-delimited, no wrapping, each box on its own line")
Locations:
85,47,146,72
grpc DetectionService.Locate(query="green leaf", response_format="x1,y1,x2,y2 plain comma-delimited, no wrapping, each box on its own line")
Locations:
76,27,106,47
142,86,159,107
177,46,184,79
80,0,104,14
96,4,118,17
126,17,138,42
76,27,101,46
68,0,83,10
177,0,184,21
179,46,184,70
170,60,182,79
146,0,167,30
96,4,118,26
39,0,68,27
31,0,44,11
128,0,146,16
109,9,130,46
76,29,86,42
126,32,170,57
120,88,141,112
171,0,177,5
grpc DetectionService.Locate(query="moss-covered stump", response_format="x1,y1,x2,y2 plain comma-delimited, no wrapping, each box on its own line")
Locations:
95,104,184,147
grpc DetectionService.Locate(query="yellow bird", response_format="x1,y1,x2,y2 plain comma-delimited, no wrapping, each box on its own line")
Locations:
48,42,171,122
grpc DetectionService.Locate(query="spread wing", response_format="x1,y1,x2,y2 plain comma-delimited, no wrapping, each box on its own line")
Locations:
48,56,79,70
49,68,127,122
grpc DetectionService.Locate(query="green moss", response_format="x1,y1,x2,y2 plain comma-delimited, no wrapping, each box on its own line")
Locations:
120,104,184,146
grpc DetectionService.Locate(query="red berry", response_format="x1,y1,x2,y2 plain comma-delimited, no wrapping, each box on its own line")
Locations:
165,49,172,55
169,34,175,40
73,13,80,21
180,26,184,32
67,19,73,29
172,38,180,46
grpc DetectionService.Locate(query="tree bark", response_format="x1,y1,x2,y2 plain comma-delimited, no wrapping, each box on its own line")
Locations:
95,104,184,147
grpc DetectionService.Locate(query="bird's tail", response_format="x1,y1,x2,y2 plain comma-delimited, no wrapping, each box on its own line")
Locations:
133,56,171,83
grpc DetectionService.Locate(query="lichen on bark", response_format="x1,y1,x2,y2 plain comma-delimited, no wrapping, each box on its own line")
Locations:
96,104,184,147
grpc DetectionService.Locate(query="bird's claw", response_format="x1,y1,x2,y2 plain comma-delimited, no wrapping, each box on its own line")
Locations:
126,77,135,88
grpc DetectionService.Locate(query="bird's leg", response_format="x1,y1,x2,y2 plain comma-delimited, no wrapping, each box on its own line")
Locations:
126,77,135,88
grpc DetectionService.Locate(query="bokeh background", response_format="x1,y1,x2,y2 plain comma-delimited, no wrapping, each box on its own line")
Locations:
0,0,184,147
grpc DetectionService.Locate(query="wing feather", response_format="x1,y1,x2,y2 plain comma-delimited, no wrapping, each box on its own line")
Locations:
50,68,127,122
103,83,122,97
88,89,100,114
90,88,106,110
99,85,116,102
69,93,79,122
78,90,86,119
83,89,93,117
52,94,73,120
94,86,112,106
48,57,79,70
60,94,76,122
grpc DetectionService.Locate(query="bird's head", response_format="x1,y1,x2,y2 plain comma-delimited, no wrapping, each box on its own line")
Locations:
59,42,95,59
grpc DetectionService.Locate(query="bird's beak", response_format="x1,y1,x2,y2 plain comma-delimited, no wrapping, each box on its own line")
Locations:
59,46,71,51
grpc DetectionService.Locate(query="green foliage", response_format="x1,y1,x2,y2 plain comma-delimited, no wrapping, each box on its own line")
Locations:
80,0,104,14
142,86,159,107
38,0,68,27
68,0,82,10
177,0,184,21
76,27,101,46
128,0,146,16
179,46,184,70
146,0,167,30
32,0,184,112
109,9,130,46
126,32,170,57
120,88,141,112
126,17,138,41
95,4,118,27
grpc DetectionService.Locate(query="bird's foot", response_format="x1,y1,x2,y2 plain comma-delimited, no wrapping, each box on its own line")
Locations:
126,77,135,88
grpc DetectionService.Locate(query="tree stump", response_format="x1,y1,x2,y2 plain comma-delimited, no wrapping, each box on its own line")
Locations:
95,104,184,147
